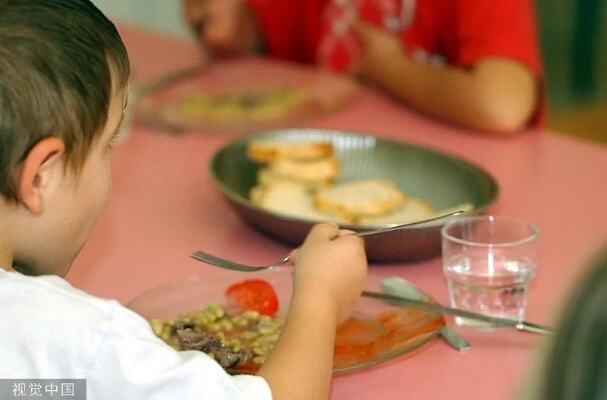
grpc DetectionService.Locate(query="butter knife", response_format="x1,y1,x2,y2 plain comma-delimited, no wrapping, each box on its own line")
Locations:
362,290,553,336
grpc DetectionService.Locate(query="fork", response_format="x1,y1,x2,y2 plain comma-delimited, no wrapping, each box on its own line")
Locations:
191,210,463,272
189,251,554,335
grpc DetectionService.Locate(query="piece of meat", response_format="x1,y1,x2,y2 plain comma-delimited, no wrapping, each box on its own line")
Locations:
201,338,224,354
176,328,214,351
214,348,242,368
236,348,253,367
175,327,258,370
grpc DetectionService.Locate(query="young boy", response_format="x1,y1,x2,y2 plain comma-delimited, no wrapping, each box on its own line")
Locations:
0,1,368,399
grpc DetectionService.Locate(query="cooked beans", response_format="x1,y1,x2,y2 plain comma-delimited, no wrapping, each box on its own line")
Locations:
150,304,283,367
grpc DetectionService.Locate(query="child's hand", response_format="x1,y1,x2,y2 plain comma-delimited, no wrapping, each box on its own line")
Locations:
308,70,359,111
292,224,368,323
350,21,405,81
182,0,255,55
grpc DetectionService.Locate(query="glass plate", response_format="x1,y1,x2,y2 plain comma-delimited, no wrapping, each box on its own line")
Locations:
127,269,444,375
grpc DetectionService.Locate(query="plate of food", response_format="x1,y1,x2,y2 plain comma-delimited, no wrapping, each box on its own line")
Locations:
135,59,358,134
127,269,444,375
210,128,499,262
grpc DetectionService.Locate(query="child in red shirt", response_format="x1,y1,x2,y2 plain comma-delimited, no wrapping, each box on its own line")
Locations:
183,0,543,133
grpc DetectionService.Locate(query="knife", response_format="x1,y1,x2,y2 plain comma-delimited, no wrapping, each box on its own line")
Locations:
365,286,553,336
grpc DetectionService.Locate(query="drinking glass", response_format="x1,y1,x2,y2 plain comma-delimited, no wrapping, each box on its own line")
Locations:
441,216,539,328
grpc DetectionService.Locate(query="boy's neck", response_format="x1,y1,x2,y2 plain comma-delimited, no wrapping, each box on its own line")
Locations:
0,254,13,272
0,233,15,272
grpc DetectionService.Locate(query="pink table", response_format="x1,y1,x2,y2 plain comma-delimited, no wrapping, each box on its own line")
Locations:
68,25,607,399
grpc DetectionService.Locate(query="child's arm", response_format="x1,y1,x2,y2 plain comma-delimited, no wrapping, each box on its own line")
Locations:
257,224,367,400
353,22,538,134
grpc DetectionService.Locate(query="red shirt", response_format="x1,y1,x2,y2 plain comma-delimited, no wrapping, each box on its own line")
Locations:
245,0,327,64
246,0,544,125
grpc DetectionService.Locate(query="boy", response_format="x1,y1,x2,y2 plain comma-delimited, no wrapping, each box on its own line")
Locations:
184,0,543,133
0,1,368,399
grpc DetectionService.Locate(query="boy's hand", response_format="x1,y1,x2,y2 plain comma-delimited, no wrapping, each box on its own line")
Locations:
293,224,367,323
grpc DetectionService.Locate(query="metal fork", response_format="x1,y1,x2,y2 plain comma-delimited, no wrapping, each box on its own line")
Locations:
191,251,292,272
190,251,554,335
192,210,463,272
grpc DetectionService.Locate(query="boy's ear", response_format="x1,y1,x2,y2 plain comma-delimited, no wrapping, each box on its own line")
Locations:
14,137,65,214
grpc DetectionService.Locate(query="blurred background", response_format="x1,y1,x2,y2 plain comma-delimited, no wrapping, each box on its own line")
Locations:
91,0,607,145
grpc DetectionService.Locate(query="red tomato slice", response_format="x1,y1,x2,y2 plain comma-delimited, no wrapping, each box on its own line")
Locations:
225,279,279,316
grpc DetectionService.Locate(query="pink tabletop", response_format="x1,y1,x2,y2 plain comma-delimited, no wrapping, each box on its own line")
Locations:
67,25,607,400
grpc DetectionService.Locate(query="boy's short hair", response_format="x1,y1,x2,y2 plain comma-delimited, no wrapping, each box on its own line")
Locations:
0,0,130,201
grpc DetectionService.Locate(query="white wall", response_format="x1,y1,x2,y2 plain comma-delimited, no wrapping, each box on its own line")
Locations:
92,0,193,40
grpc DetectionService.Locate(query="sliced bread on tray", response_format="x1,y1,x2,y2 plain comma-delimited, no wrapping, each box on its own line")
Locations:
247,139,334,163
358,198,435,226
314,179,407,223
250,182,343,222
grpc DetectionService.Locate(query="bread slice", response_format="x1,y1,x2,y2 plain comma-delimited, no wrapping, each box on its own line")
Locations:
249,185,267,206
247,139,334,163
358,198,436,226
268,156,339,181
359,200,475,226
314,179,407,223
251,182,343,222
257,168,332,189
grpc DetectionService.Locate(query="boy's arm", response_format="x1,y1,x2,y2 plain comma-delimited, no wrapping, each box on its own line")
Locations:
257,224,367,400
257,291,337,400
353,23,538,134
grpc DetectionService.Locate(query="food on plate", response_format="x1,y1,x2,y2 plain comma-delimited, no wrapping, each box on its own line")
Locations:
314,179,407,223
151,303,283,370
247,139,334,163
177,87,310,124
251,181,341,222
246,140,474,226
257,167,333,189
151,279,282,370
267,157,340,184
333,308,444,365
225,279,279,316
256,156,339,189
149,279,445,373
357,197,435,225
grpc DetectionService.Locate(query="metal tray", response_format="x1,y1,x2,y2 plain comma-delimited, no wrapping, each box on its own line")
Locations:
210,128,499,262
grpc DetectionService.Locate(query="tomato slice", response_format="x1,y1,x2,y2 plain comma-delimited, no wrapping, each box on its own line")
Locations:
225,279,279,316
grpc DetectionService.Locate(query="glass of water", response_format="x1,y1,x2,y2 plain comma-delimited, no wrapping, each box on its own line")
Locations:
441,216,539,328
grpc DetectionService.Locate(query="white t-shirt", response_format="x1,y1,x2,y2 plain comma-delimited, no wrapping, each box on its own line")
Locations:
0,269,272,400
